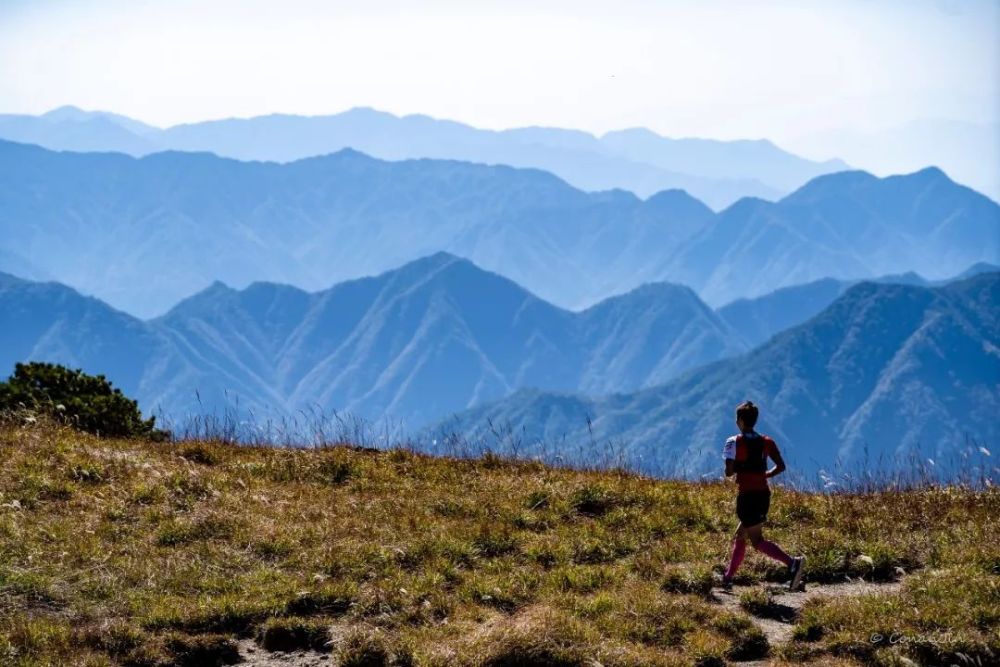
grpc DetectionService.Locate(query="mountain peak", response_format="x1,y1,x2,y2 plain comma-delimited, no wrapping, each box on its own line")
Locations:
580,281,713,328
595,280,701,305
295,146,375,164
905,165,952,184
158,280,236,318
203,280,234,294
643,188,715,219
341,106,400,121
784,166,967,206
41,105,88,120
954,262,1000,280
38,106,159,135
403,251,465,270
241,281,310,299
780,169,879,203
718,195,773,217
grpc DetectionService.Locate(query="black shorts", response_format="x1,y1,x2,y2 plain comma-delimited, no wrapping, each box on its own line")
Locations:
736,490,771,526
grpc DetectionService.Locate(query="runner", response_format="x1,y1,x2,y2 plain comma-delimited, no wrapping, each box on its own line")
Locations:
720,400,805,591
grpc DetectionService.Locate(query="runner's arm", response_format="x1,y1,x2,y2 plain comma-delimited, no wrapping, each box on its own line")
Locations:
766,443,786,478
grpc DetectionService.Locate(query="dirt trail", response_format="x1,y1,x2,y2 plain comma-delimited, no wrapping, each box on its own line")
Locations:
714,578,904,651
234,580,905,665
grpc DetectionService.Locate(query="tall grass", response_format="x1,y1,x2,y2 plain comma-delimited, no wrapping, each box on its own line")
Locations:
154,398,997,493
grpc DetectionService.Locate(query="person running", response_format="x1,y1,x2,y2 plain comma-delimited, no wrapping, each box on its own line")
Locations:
720,400,804,591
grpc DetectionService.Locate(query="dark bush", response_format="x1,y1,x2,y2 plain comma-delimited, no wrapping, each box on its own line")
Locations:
165,633,242,666
0,362,165,439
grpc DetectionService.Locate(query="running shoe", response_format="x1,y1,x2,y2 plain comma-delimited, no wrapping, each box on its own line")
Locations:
788,556,806,591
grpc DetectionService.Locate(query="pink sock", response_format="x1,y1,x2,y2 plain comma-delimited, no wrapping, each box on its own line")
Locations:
724,539,746,578
755,540,793,566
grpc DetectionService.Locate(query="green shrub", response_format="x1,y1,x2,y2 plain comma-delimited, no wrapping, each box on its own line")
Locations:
0,362,165,439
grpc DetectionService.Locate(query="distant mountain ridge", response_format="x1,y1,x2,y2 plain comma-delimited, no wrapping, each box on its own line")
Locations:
660,166,999,305
0,254,745,428
2,140,996,319
0,105,848,208
716,263,1000,347
5,260,995,480
432,273,1000,479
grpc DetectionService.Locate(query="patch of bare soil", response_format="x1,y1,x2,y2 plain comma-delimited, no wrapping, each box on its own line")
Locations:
236,639,331,666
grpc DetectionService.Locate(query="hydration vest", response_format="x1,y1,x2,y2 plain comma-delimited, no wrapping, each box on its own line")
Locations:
732,434,769,473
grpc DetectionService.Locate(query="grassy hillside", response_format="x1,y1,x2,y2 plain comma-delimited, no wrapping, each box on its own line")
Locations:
0,420,996,666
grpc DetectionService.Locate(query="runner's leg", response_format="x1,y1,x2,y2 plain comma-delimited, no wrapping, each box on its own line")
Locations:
747,524,793,566
724,523,747,579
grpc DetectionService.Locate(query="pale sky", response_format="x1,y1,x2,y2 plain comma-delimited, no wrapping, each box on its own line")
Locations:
0,0,997,146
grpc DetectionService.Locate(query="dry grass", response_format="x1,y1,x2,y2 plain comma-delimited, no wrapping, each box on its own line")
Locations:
0,420,996,666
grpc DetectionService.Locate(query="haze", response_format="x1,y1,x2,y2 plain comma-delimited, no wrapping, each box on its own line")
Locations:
1,0,997,189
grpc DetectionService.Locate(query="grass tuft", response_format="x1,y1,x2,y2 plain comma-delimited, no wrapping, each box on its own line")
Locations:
335,626,413,666
258,617,331,652
164,633,242,666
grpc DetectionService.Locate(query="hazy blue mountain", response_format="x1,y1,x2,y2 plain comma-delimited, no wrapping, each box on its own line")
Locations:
716,263,998,347
157,108,783,209
790,118,1000,204
153,253,577,425
0,106,159,155
663,167,1000,304
576,282,745,393
0,255,745,428
433,273,1000,479
3,141,996,318
953,262,1000,280
39,105,160,136
0,139,709,317
600,128,846,192
718,278,848,349
0,106,850,208
155,253,744,425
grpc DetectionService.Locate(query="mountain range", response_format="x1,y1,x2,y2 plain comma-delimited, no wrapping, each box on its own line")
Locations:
0,106,849,209
716,262,999,347
433,273,1000,479
5,253,995,479
0,254,746,429
2,140,996,319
